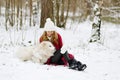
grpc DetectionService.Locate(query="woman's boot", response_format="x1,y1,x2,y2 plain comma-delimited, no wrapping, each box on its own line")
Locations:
77,61,87,71
63,51,87,71
68,59,79,69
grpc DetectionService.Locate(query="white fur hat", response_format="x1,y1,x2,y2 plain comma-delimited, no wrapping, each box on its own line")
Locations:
44,18,56,31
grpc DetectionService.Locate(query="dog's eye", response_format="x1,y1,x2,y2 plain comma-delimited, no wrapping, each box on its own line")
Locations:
49,45,52,47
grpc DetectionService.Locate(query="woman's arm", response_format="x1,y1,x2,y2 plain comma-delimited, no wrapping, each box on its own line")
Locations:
57,33,63,49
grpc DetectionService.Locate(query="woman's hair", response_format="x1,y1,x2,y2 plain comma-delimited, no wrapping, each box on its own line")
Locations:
40,31,58,44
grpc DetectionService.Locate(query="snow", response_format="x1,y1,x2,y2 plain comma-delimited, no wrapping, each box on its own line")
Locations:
0,20,120,80
93,3,99,11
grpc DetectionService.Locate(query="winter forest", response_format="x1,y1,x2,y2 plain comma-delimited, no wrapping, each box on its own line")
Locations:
0,0,119,44
0,0,120,80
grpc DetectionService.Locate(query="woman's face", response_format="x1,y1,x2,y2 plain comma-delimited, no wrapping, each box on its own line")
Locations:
46,31,54,37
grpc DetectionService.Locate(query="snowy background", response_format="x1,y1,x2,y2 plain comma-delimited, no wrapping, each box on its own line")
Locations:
0,18,120,80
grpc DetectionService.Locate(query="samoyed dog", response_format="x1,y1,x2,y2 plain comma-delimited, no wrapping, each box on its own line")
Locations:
16,41,55,64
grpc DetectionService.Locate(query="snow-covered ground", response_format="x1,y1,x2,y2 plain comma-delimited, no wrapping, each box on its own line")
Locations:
0,20,120,80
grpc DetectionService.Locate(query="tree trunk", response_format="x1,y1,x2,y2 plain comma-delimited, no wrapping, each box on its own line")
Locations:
9,0,14,27
33,1,38,26
13,0,15,26
56,0,60,27
5,0,10,31
16,0,20,30
25,0,28,22
40,0,54,28
29,0,32,26
0,2,1,16
60,0,65,27
71,0,77,21
89,2,101,43
20,0,23,29
64,0,70,28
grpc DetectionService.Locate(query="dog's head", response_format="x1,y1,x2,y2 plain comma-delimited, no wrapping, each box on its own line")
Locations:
33,41,56,63
40,41,55,52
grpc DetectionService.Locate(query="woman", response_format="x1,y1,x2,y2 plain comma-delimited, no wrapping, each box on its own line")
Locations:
39,18,87,71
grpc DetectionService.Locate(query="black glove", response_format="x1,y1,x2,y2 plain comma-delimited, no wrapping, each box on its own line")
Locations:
50,49,62,64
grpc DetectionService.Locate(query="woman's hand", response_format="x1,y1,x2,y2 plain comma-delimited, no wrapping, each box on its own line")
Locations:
51,49,62,63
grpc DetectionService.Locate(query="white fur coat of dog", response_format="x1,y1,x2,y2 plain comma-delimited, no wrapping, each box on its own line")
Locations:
16,41,55,64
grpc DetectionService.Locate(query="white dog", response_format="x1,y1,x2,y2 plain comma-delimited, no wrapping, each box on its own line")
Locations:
16,41,55,64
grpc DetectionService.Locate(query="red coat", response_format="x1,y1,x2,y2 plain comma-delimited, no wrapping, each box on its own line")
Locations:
39,33,74,66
